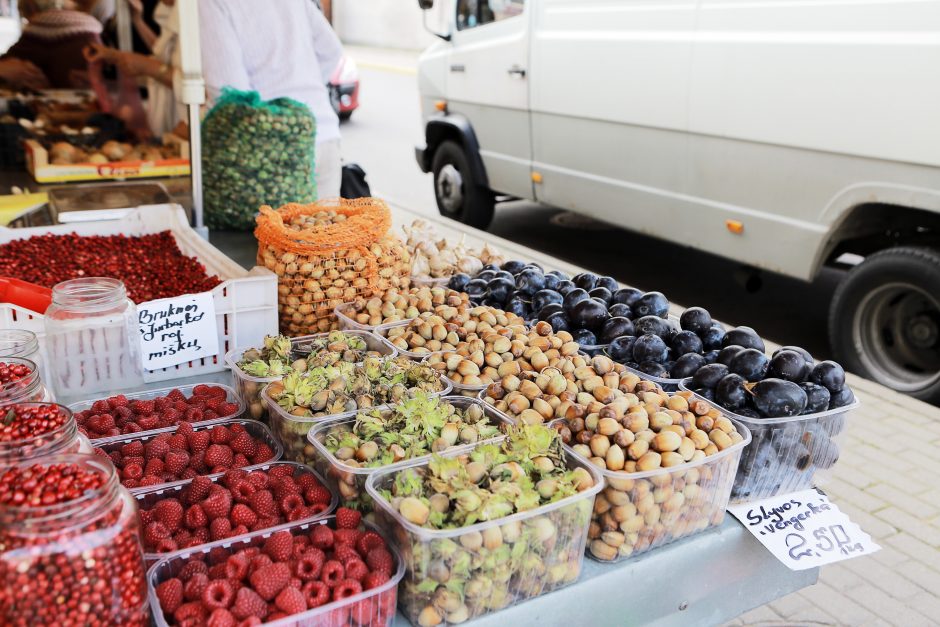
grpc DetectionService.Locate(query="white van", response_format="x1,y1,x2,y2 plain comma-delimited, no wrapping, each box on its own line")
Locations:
413,0,940,403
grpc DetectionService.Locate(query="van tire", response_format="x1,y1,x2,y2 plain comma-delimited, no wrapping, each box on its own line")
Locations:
829,246,940,403
431,140,494,229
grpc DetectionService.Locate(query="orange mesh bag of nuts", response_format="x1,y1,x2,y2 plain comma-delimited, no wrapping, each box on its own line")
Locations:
255,198,412,335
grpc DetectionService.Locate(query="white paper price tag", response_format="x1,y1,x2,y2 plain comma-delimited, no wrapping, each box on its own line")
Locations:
728,489,880,570
138,293,219,371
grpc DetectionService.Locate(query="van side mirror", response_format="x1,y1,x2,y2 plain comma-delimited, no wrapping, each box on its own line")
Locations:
418,1,451,41
417,0,434,9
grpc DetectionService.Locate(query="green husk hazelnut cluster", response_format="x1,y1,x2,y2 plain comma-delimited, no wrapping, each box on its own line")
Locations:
265,356,448,463
315,395,503,512
375,425,596,626
236,335,294,378
290,330,385,368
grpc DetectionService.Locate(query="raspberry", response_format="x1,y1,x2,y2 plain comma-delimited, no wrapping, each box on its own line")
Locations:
320,560,344,586
137,415,159,430
145,458,165,477
177,421,195,436
168,433,187,449
229,431,258,457
246,471,269,490
333,528,360,547
190,451,208,472
144,521,170,546
232,587,268,620
303,484,332,505
220,469,249,488
164,449,190,475
121,440,144,457
356,531,386,557
207,608,236,627
231,479,256,503
155,537,178,553
230,503,258,528
225,553,249,581
183,572,209,601
294,550,324,581
344,559,368,583
310,525,333,550
178,560,208,582
185,407,205,423
332,579,362,601
247,490,278,518
210,425,232,444
230,524,249,537
188,475,214,502
263,530,294,562
122,462,143,482
109,394,130,409
275,586,306,615
248,562,290,601
252,443,274,464
335,507,361,530
279,493,304,515
174,601,207,624
185,503,208,530
365,548,394,576
202,579,235,610
286,506,311,522
205,444,234,469
334,544,361,565
219,402,240,416
249,553,273,575
203,491,232,520
167,388,186,402
207,562,228,581
302,580,330,609
193,528,210,544
193,384,211,396
153,499,184,531
188,430,211,452
180,468,199,481
155,577,183,613
210,516,233,541
362,570,389,590
174,528,191,544
147,437,171,460
132,399,156,413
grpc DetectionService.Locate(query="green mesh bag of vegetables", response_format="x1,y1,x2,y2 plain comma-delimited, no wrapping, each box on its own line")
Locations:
203,88,317,230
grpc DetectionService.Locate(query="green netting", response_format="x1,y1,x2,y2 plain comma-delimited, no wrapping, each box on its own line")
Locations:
202,88,318,230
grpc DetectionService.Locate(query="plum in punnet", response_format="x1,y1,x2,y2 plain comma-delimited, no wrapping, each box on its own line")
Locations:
477,270,496,282
632,291,669,318
768,350,810,382
572,328,598,346
611,287,643,307
632,334,669,363
774,345,814,366
671,330,704,356
693,387,716,401
545,311,570,333
608,303,632,319
729,348,770,381
701,325,725,351
532,289,563,312
721,326,765,352
514,268,545,296
752,378,808,417
448,273,471,292
717,345,745,367
486,277,515,304
800,382,831,413
563,288,590,314
589,287,613,304
811,361,846,393
679,307,713,335
465,279,487,300
596,276,620,293
716,373,749,411
638,361,669,377
573,272,598,291
570,298,610,331
500,260,526,274
702,349,720,364
608,336,635,361
556,280,577,295
634,315,672,338
672,352,707,379
691,363,729,389
538,303,564,319
505,297,531,319
600,317,635,344
829,386,855,409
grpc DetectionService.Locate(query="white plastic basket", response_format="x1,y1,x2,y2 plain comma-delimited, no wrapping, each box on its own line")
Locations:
0,204,277,386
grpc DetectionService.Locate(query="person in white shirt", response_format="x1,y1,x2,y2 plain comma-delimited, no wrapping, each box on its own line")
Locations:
198,0,344,199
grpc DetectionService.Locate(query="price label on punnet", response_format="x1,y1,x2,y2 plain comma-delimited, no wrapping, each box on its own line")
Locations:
728,489,880,570
138,293,219,371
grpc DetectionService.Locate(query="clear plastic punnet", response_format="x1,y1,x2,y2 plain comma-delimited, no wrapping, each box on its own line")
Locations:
148,516,405,627
133,461,336,565
262,374,453,465
224,330,396,424
679,379,858,503
69,382,246,445
373,323,445,361
93,418,283,493
577,418,751,562
334,301,415,332
365,442,604,626
307,396,512,514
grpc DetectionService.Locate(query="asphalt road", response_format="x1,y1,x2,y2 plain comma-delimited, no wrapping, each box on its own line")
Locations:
340,65,845,361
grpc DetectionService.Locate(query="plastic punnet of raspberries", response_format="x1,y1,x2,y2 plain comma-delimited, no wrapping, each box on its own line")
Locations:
153,512,396,626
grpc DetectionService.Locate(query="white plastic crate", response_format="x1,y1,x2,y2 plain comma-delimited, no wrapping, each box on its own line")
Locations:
0,204,277,388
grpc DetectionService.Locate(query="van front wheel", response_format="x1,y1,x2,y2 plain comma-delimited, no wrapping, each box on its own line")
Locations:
830,246,940,403
431,140,494,229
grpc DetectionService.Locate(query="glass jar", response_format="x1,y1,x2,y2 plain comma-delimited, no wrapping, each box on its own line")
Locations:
0,454,149,626
0,329,41,373
0,357,50,404
0,402,92,463
44,277,143,399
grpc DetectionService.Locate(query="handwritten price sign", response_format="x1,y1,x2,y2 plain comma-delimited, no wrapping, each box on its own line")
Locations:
138,293,219,371
728,489,880,570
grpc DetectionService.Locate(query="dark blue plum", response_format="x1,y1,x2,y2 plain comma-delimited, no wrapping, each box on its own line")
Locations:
572,328,598,346
611,288,643,307
702,349,720,364
631,292,669,318
774,345,814,367
485,278,515,305
465,279,487,300
543,274,562,291
596,276,620,293
715,373,748,411
608,303,633,319
493,270,515,283
588,287,613,304
691,363,729,389
448,273,471,292
671,330,704,356
481,264,500,273
768,350,810,383
537,303,564,320
481,298,503,309
514,268,545,296
634,315,672,338
701,325,725,351
573,272,598,291
638,361,669,377
811,361,846,393
752,378,807,417
477,270,496,283
532,289,564,312
556,280,577,296
545,312,570,334
729,348,770,381
570,298,610,331
505,298,531,319
829,386,855,409
800,382,831,413
608,336,636,362
632,334,669,363
599,317,634,344
679,307,713,335
693,387,716,402
721,326,765,352
500,260,526,274
671,353,707,379
562,288,590,314
716,345,745,367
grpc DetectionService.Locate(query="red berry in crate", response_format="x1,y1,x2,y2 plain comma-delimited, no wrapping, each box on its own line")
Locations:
0,403,69,442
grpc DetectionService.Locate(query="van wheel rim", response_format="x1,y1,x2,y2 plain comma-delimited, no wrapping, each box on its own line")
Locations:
436,164,464,214
852,282,940,392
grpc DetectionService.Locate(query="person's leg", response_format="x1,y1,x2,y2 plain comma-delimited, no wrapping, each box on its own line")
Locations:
315,138,342,199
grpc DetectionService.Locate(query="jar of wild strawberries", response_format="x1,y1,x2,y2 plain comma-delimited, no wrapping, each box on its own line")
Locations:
0,357,52,404
44,277,143,399
0,402,93,464
0,329,43,380
0,454,149,626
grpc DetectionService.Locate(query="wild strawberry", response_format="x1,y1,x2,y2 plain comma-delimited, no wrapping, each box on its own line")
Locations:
333,529,360,547
310,525,333,550
207,608,236,627
302,580,330,608
275,586,306,615
178,560,208,582
335,507,361,530
210,425,232,444
185,503,208,530
225,553,250,581
279,493,304,515
210,516,233,541
203,491,232,520
188,430,211,453
229,431,257,457
144,521,170,545
320,560,344,586
332,579,362,601
183,572,209,601
365,548,394,576
155,577,184,613
362,570,389,590
294,550,324,581
230,503,257,528
232,587,268,620
356,531,385,557
263,530,294,562
344,559,368,583
205,444,234,468
202,579,235,609
164,449,190,475
247,490,278,518
153,499,184,532
249,562,290,601
303,485,332,506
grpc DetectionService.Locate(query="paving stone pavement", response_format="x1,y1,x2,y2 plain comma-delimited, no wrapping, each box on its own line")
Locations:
726,374,940,627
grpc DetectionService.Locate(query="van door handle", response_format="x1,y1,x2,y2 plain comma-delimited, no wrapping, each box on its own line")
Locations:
450,64,466,73
508,65,526,77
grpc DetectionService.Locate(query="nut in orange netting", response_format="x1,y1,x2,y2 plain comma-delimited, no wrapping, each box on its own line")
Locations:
255,198,412,335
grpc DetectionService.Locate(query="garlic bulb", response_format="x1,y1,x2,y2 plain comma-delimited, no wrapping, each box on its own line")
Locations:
403,219,502,279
